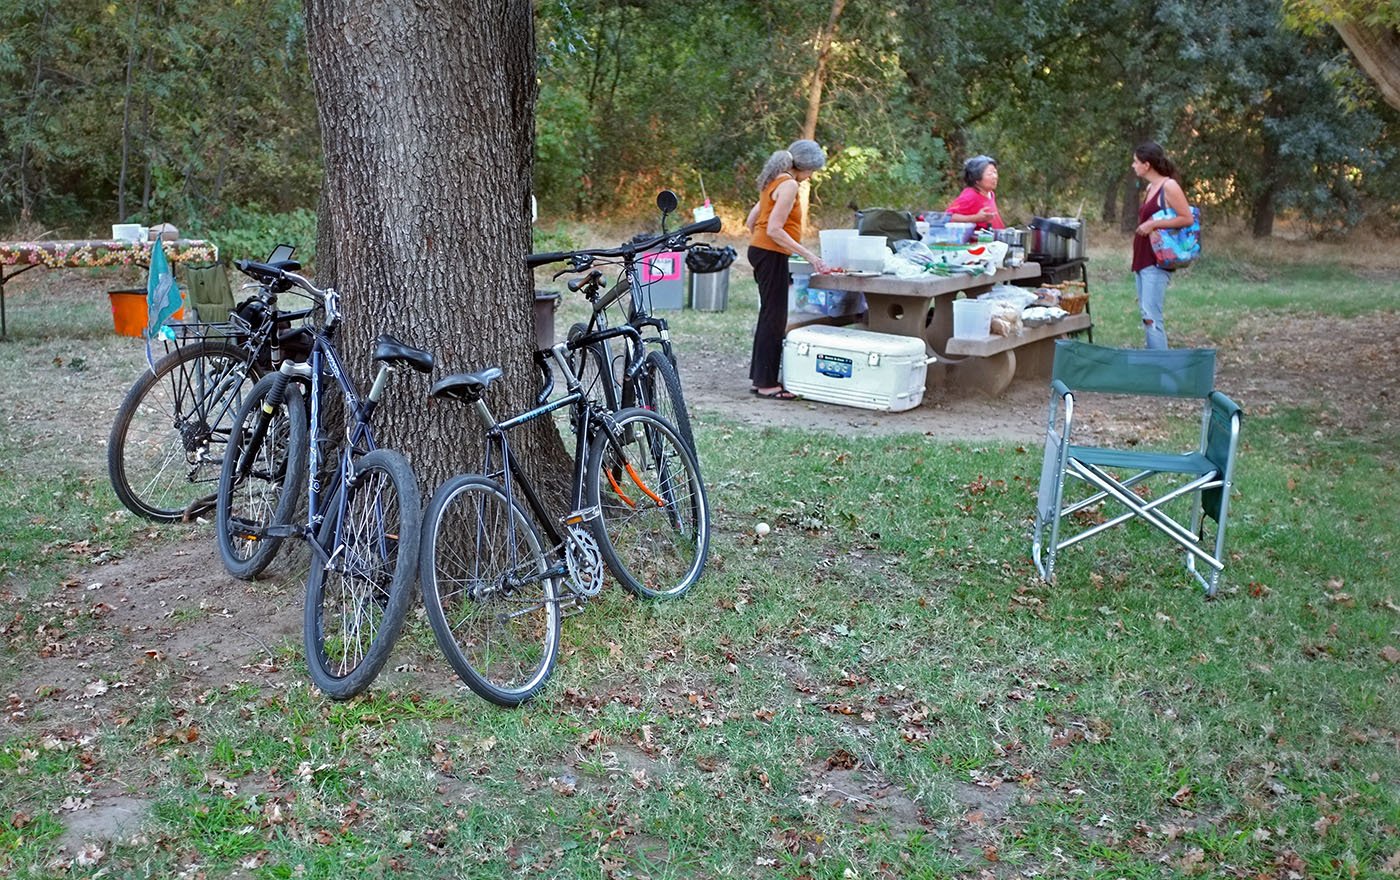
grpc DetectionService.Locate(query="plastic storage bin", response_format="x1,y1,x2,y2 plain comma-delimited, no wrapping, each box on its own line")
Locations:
818,229,862,270
952,298,995,338
109,289,185,337
781,325,928,412
845,236,891,273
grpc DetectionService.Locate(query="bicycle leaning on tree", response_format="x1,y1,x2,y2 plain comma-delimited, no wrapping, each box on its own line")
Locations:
107,244,315,522
214,256,433,700
526,190,735,455
417,334,710,707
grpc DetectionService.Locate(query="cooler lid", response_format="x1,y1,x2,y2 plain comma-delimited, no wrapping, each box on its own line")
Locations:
785,324,928,357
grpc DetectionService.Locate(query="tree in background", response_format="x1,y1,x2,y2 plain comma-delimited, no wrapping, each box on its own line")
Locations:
1287,0,1400,110
1,0,1394,238
0,0,318,232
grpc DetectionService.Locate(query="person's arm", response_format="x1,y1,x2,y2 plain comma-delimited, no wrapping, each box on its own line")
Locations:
746,200,761,234
765,180,828,271
946,189,996,226
1137,180,1194,235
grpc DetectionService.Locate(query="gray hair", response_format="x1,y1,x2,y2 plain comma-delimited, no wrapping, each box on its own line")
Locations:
757,139,828,191
962,155,997,188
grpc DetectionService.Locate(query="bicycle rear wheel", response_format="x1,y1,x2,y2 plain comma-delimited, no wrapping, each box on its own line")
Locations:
107,339,262,522
587,408,709,599
420,475,560,706
216,373,308,580
304,449,420,700
635,348,697,454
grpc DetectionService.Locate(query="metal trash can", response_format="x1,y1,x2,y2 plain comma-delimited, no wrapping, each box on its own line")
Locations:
689,267,730,312
533,290,560,351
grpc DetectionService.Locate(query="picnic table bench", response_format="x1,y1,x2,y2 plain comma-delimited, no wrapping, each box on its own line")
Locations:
806,261,1092,395
0,239,219,338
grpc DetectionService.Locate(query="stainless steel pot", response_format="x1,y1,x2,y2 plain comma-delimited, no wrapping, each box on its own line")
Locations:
1029,216,1086,264
994,227,1027,266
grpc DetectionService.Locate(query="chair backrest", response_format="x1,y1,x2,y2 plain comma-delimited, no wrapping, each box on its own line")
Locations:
181,262,235,323
1052,340,1216,398
855,208,919,247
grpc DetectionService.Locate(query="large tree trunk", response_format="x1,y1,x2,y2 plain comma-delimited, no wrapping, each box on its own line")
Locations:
1334,22,1400,112
305,1,552,496
799,0,845,230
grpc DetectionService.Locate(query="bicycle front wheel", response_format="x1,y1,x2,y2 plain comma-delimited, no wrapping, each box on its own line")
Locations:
216,373,308,580
636,348,697,454
107,339,262,522
304,449,420,700
420,475,560,706
587,408,709,599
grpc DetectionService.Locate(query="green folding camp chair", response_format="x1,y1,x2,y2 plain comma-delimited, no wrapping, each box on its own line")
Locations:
180,262,235,324
1032,341,1243,596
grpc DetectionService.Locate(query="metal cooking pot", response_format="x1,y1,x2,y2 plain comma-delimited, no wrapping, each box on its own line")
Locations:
994,227,1027,266
1029,216,1086,264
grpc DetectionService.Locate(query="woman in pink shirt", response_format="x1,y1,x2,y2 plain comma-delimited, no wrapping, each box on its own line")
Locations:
946,155,1005,230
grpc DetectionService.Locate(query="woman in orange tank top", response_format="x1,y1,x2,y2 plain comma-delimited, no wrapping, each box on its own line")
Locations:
744,139,827,399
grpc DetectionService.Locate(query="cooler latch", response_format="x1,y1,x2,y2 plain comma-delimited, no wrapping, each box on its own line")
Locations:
868,352,880,367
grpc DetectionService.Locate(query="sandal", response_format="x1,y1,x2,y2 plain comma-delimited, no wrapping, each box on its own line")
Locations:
754,388,799,400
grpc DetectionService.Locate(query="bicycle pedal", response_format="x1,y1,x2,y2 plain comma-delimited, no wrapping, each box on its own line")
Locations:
558,595,588,617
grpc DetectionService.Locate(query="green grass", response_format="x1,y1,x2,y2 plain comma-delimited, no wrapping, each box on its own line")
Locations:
1,247,1398,877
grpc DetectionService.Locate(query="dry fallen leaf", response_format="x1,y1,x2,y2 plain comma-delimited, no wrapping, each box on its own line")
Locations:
1380,646,1400,665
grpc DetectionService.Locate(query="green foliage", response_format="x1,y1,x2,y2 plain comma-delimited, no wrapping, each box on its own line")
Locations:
199,206,319,268
0,0,1393,238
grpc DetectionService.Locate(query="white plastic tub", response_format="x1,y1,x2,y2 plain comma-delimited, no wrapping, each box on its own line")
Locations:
818,229,862,269
952,298,995,338
845,235,891,273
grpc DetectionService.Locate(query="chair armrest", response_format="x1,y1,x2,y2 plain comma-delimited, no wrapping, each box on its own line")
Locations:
1051,379,1071,399
1210,390,1243,422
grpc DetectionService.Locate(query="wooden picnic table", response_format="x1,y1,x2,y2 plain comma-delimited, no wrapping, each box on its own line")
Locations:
0,238,219,338
807,260,1092,395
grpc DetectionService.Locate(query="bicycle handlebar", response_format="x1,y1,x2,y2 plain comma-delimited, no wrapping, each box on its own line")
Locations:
525,216,724,269
235,259,340,325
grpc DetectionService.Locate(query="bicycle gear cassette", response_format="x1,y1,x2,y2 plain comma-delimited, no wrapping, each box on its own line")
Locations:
564,524,605,598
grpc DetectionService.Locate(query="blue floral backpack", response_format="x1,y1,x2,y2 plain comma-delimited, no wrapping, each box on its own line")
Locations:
1149,185,1201,270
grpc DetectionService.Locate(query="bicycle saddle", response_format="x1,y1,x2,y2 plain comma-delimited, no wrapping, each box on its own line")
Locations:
429,367,504,403
373,335,435,374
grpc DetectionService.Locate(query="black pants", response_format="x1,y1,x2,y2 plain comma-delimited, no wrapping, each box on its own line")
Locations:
748,245,790,387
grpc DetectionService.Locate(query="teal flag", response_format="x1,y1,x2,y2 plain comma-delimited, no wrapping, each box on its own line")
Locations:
143,241,181,370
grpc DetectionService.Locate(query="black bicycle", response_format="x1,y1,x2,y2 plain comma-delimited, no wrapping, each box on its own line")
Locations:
418,337,710,706
214,258,432,699
527,190,733,454
106,245,314,522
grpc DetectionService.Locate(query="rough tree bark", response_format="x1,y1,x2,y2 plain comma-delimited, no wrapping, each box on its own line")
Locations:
304,1,554,496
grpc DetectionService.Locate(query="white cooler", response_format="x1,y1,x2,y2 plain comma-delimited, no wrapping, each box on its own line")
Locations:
781,325,929,412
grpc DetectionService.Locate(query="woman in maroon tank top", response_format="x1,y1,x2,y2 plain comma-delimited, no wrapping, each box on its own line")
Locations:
1131,142,1194,349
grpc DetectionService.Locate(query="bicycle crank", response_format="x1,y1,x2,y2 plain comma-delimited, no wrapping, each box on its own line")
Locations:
563,523,604,598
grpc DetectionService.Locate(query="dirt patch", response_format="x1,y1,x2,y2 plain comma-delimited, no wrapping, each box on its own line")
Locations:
682,311,1400,446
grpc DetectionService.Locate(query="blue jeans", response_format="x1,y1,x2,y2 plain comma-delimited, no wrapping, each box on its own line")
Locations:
1135,265,1171,349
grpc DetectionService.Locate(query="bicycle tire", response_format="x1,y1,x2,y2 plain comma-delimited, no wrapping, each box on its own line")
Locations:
636,348,697,454
107,338,263,522
304,448,420,700
586,408,709,599
420,474,560,706
216,373,309,580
